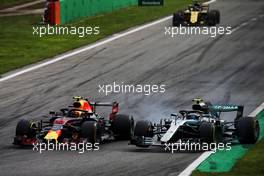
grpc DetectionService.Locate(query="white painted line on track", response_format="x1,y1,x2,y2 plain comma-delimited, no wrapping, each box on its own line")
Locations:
203,0,217,5
0,0,217,83
177,151,213,176
0,16,171,82
231,27,239,32
177,102,264,176
229,15,260,34
249,102,264,117
241,22,248,26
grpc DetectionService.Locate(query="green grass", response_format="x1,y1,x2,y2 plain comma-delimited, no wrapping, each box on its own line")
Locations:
192,139,264,176
0,0,194,75
0,0,34,9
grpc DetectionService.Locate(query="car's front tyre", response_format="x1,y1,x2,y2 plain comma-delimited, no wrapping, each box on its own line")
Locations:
81,121,101,144
199,122,215,144
112,114,134,140
237,117,259,144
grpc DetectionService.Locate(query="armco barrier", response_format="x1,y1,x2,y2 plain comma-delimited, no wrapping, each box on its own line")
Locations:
59,0,137,24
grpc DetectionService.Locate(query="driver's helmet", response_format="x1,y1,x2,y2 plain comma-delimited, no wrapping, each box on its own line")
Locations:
186,113,200,120
193,1,200,6
193,1,201,10
71,99,93,118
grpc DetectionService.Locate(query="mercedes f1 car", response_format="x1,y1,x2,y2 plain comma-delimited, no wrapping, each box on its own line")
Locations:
14,96,134,145
172,1,220,26
130,98,260,147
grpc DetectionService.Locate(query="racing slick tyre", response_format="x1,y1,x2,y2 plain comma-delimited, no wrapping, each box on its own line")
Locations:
237,117,259,144
173,11,184,26
211,10,220,24
16,119,36,137
134,120,154,137
81,121,101,144
207,11,217,26
112,114,134,140
199,122,215,144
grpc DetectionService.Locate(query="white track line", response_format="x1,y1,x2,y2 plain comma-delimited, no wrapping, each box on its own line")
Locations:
178,102,264,176
0,0,217,83
248,102,264,117
203,0,217,5
0,17,171,82
0,16,171,82
240,22,248,27
229,15,260,33
177,151,213,176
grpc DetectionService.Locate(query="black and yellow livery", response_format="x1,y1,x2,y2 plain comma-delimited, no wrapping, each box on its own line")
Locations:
173,1,220,26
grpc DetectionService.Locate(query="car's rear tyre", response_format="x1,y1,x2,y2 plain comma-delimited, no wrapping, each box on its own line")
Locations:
112,114,134,140
173,11,184,26
134,120,154,137
81,121,101,144
207,11,217,26
211,10,220,24
199,122,215,144
237,117,259,144
16,119,35,137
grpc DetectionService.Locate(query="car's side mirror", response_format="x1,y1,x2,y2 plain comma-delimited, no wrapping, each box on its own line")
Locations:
171,113,178,117
60,108,68,115
49,111,55,115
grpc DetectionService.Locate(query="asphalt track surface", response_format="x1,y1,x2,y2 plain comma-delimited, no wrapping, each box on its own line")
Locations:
0,0,264,175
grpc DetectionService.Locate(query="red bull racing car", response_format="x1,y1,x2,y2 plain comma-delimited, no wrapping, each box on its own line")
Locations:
14,96,134,145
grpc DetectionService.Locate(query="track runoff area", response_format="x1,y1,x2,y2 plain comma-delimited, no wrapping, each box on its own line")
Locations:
178,103,264,176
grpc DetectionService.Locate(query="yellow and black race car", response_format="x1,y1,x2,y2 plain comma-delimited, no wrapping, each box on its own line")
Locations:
172,1,220,26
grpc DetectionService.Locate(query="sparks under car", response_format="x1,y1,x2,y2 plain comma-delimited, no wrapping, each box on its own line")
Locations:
13,96,134,145
130,98,259,148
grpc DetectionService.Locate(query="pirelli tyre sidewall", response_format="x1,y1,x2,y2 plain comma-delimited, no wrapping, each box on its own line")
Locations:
81,121,101,144
199,121,215,144
237,117,260,144
134,120,154,138
210,9,220,24
173,11,184,26
207,10,217,26
215,10,220,24
112,114,134,140
16,119,36,138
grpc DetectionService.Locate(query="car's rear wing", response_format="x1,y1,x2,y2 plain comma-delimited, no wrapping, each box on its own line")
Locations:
210,105,242,112
72,96,119,114
192,98,244,120
209,105,244,119
90,102,119,114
